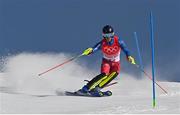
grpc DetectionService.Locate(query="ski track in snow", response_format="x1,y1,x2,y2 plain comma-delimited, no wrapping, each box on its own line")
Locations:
0,53,180,114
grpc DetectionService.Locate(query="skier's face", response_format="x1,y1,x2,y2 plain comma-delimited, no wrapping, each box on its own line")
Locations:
105,37,112,42
102,33,114,42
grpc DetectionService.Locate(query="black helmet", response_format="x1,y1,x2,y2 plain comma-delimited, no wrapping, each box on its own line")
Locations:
102,25,114,34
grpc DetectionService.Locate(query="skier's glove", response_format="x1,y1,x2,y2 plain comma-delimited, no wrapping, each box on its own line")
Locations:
127,56,136,65
82,48,93,56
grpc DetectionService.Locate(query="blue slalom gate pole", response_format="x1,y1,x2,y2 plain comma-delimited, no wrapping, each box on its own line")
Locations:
134,32,144,77
150,11,156,108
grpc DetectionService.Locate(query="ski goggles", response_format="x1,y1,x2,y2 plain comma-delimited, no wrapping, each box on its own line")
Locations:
102,33,114,38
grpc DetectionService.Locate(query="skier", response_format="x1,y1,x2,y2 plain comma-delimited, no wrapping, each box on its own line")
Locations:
79,25,136,96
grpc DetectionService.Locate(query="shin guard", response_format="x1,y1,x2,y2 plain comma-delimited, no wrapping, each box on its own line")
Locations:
98,72,118,88
86,73,107,91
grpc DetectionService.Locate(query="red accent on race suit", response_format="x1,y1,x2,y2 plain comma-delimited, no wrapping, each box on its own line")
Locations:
101,36,121,60
101,58,120,75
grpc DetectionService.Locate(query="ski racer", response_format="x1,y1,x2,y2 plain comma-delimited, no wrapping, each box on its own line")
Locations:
79,25,136,96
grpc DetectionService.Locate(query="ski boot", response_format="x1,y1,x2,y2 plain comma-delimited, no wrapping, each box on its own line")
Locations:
103,90,112,96
89,87,104,97
76,85,90,95
90,87,112,96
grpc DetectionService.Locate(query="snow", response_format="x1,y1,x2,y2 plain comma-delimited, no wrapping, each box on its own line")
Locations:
0,53,179,114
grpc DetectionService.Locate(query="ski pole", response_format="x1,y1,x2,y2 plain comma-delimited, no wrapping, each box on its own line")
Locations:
38,54,83,76
135,64,168,94
105,82,118,88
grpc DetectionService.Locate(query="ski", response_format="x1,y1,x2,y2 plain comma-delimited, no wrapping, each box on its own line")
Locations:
64,90,112,97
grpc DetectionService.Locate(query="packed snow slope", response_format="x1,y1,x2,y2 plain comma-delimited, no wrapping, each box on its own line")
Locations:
0,53,179,114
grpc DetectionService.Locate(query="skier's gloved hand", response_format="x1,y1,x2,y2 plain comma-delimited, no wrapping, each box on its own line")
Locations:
127,56,136,65
82,48,93,56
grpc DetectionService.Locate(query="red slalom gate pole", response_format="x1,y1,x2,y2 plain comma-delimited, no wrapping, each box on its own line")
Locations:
135,64,168,94
38,54,83,76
